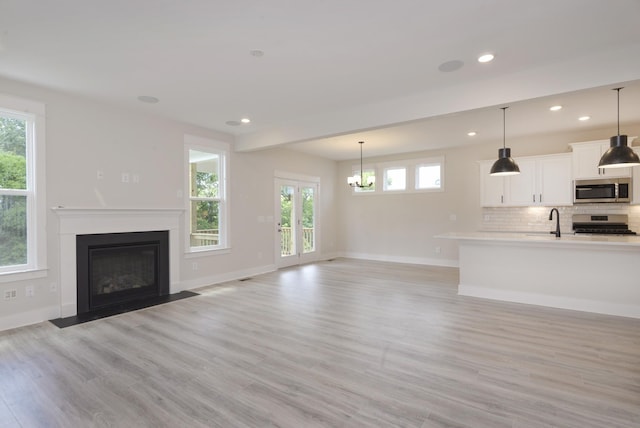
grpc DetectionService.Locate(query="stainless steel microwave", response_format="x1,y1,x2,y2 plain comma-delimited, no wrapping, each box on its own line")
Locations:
574,178,631,203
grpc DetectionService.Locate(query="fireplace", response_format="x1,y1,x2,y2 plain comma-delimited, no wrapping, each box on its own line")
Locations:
76,230,170,315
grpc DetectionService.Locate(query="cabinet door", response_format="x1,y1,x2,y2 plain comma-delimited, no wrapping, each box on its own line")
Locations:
479,161,505,206
572,142,631,179
633,148,640,204
505,158,536,206
538,154,572,205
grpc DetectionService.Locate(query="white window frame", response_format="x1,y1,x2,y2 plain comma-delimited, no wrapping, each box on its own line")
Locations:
0,94,47,281
415,157,444,191
349,156,444,195
184,135,230,255
382,165,407,192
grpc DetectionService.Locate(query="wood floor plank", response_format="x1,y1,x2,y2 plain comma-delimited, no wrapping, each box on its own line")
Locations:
1,258,639,427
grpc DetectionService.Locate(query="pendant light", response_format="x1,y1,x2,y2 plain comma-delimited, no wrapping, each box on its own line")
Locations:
347,141,375,188
490,107,520,176
598,87,640,169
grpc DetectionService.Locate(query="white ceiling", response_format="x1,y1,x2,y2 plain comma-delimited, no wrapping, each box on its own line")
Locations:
1,0,640,160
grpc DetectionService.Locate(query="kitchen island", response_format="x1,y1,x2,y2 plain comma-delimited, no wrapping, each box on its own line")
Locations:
437,232,640,318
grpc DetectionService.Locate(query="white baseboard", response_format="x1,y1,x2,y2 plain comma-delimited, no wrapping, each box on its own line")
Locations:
459,284,640,319
0,305,60,332
178,263,278,291
340,252,459,268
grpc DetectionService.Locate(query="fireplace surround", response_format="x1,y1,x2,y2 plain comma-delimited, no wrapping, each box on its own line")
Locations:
54,208,183,318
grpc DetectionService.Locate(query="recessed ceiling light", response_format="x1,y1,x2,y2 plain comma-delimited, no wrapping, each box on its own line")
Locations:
578,116,591,121
550,105,563,111
137,95,159,104
467,131,477,137
240,118,251,124
477,53,494,63
438,60,464,73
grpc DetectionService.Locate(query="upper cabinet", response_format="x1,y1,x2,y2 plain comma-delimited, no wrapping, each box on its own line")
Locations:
479,154,572,207
569,140,631,179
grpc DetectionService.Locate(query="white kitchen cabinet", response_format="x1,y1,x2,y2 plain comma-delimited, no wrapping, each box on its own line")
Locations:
479,154,572,207
479,160,506,206
570,140,631,179
632,147,640,205
537,154,573,205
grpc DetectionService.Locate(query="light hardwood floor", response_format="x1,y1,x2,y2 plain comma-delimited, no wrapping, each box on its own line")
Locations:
1,258,639,427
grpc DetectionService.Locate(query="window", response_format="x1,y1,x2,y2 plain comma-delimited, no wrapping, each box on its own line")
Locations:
383,167,406,191
349,156,444,195
416,161,442,190
0,94,46,276
184,135,229,253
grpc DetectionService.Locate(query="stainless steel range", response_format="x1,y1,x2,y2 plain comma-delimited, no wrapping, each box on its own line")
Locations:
572,214,637,235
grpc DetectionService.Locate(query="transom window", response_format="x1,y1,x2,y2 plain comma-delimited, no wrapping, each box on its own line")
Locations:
350,156,444,195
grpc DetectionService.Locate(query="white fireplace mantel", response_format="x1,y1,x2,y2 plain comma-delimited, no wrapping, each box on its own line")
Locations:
53,207,184,318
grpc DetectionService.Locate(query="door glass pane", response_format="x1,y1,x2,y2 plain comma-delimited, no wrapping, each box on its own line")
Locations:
301,186,315,253
280,185,295,257
0,195,27,267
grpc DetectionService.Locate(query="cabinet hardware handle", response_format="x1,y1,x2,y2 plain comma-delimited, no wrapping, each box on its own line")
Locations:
501,195,504,204
533,195,535,203
540,194,542,203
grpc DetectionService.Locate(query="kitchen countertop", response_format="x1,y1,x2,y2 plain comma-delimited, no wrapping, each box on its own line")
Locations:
436,231,640,247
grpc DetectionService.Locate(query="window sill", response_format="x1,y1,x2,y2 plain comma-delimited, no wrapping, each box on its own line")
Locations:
0,268,48,284
184,247,231,258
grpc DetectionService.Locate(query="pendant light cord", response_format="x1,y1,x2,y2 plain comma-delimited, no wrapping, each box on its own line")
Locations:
501,107,508,149
614,87,623,136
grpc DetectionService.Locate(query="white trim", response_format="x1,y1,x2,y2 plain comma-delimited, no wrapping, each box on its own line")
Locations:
340,251,459,268
0,268,47,284
53,207,183,317
178,263,277,291
458,284,640,319
0,305,59,332
274,170,320,183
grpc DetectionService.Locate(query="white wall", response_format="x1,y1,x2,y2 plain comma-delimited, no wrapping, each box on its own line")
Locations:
0,76,338,331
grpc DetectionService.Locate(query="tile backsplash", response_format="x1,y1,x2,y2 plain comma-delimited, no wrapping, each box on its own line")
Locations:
481,205,640,234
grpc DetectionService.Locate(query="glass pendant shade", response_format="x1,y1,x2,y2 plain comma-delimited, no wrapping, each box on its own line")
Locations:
490,147,520,176
598,135,640,169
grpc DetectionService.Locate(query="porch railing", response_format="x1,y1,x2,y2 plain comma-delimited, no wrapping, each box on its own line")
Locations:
280,227,314,256
190,229,219,247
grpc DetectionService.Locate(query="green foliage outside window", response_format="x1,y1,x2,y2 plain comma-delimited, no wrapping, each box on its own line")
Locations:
0,116,28,266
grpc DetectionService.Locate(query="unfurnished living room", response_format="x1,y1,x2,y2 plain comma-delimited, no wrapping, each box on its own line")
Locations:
1,1,640,427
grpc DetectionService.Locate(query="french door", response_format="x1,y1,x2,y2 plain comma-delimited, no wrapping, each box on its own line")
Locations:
275,178,318,268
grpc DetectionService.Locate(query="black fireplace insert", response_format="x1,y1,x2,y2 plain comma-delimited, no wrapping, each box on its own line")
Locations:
76,230,170,315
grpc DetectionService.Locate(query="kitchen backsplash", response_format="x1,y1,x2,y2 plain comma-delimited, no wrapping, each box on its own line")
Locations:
482,205,640,234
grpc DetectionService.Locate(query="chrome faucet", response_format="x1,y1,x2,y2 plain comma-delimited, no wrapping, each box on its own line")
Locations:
549,208,561,237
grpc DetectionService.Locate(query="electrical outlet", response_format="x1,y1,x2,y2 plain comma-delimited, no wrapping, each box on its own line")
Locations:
192,262,198,271
435,246,441,254
4,289,17,300
132,174,140,184
50,282,57,292
121,172,130,183
25,285,34,297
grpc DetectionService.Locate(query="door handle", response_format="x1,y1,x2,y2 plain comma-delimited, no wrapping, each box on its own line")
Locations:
277,222,282,233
